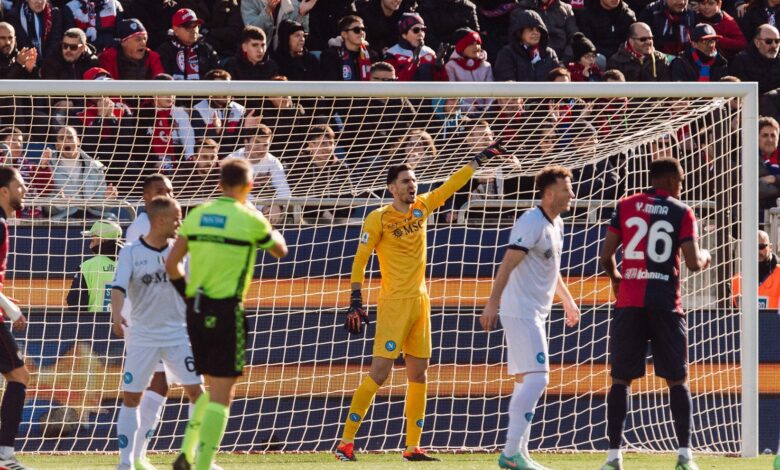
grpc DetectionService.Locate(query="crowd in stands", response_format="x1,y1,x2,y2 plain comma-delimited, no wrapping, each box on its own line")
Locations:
0,0,763,222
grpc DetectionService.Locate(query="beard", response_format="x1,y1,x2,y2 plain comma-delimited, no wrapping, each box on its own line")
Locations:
10,195,23,211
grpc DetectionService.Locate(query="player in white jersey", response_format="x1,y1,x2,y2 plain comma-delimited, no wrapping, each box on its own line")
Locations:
480,166,580,470
119,174,176,467
111,195,202,470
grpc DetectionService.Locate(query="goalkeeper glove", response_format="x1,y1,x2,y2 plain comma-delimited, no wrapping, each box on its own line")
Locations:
344,289,369,335
472,138,506,167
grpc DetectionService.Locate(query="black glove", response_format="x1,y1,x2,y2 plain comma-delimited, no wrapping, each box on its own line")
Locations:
472,138,506,167
171,277,187,300
344,289,369,335
435,42,454,68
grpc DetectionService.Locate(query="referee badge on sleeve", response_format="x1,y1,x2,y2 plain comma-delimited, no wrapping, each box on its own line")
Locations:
360,232,369,244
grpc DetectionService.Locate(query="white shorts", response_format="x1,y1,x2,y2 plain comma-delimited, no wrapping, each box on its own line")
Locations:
122,342,201,393
501,315,549,375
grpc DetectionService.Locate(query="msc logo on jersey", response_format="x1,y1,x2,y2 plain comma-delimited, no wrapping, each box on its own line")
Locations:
385,340,397,352
524,412,534,422
536,352,545,364
413,209,423,218
416,419,424,428
360,232,370,244
392,219,424,238
123,372,133,384
349,413,361,422
200,214,226,228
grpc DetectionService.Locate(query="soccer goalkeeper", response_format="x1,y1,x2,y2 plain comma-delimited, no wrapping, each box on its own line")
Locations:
334,140,505,462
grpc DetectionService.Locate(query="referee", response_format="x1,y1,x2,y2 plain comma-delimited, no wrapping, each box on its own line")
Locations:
167,158,287,470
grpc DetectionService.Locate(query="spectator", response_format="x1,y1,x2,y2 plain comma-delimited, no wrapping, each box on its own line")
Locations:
607,21,671,80
320,15,371,81
305,0,355,51
156,8,219,80
548,64,571,80
384,12,448,81
394,128,437,173
273,19,319,80
417,0,480,51
229,122,291,223
8,0,63,65
494,9,561,81
516,0,579,60
133,76,196,178
670,23,729,80
428,97,464,149
759,115,780,210
46,125,117,220
40,27,99,79
98,18,164,79
732,230,780,308
730,24,780,93
738,0,780,43
445,28,494,115
177,0,243,59
240,0,313,50
173,137,220,197
124,0,180,51
578,0,636,60
0,21,37,78
638,0,697,55
477,0,520,62
0,126,52,208
223,25,280,80
62,0,124,52
356,0,416,60
190,69,246,156
567,31,603,80
696,0,746,61
255,76,317,162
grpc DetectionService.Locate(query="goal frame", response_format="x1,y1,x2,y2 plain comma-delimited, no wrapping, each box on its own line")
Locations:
1,80,759,457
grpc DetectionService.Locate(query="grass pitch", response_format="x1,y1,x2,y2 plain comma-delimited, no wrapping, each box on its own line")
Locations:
14,452,775,469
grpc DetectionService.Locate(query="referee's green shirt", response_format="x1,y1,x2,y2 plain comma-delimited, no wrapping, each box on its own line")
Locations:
179,196,275,300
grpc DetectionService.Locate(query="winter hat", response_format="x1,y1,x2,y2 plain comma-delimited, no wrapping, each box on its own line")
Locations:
172,8,203,28
453,27,481,55
117,18,147,43
570,32,596,61
398,13,424,35
83,67,113,80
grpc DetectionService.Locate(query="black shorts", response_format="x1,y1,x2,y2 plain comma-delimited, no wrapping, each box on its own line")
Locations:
0,322,23,374
609,307,688,382
186,296,247,378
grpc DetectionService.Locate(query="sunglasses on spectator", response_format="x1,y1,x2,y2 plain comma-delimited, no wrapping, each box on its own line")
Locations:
62,43,81,50
180,22,199,30
344,26,365,34
760,243,770,249
760,38,780,45
632,36,653,42
410,26,427,34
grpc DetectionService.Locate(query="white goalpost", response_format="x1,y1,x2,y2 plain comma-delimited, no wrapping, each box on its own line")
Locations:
0,80,758,457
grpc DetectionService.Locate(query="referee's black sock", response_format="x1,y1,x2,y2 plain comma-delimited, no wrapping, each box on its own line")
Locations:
669,384,692,449
607,383,629,449
0,381,26,448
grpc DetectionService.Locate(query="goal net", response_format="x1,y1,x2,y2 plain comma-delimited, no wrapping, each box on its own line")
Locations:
0,81,757,456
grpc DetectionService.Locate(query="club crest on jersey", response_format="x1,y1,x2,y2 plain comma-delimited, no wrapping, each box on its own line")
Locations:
536,352,545,364
413,209,423,218
416,419,424,428
349,412,361,422
360,232,369,244
385,340,397,351
123,372,133,384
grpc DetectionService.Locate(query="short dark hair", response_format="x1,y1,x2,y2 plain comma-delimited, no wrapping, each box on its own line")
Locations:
242,122,272,141
203,68,231,81
306,124,336,143
547,67,570,81
0,126,22,142
603,69,626,81
371,61,395,74
241,25,266,43
142,174,170,193
649,157,683,181
63,27,87,44
147,195,178,219
197,137,219,152
338,15,363,32
221,158,252,188
535,165,572,199
0,166,19,189
387,163,413,185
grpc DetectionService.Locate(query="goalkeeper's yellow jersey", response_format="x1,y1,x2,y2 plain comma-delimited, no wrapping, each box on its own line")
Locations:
350,164,475,300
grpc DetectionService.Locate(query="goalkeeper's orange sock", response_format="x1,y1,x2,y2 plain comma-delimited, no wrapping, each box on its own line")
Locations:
195,402,228,470
181,391,209,462
405,381,427,450
341,376,380,443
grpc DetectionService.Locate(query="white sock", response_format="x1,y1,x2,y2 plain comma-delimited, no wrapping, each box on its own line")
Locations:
503,373,548,457
189,402,195,419
678,447,692,460
520,423,532,459
117,405,139,466
133,391,165,461
607,448,622,461
0,445,14,460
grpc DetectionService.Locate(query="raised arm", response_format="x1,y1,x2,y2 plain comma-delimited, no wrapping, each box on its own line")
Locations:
426,140,506,209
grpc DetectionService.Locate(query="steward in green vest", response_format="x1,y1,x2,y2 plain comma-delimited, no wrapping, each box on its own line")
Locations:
66,220,123,313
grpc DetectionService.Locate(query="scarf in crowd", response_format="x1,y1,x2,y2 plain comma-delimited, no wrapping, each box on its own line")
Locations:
340,43,371,80
624,39,644,60
692,49,716,81
765,3,779,26
67,0,118,41
763,148,780,174
538,0,556,11
660,8,689,54
524,44,541,64
21,1,53,55
478,2,519,18
150,107,174,158
170,38,200,80
453,54,483,71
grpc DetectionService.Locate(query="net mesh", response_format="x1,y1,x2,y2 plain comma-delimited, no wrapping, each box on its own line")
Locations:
0,86,746,454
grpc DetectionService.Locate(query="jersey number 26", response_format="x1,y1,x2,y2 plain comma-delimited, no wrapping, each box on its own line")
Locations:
624,217,674,263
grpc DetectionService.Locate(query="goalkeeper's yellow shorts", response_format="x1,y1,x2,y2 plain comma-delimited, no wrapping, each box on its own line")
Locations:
373,294,431,359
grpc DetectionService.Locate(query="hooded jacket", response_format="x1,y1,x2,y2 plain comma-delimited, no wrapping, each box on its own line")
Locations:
494,9,561,81
669,45,728,81
40,42,99,79
606,41,671,80
273,19,320,81
417,0,480,50
516,0,579,60
50,149,108,204
578,0,636,58
729,42,780,94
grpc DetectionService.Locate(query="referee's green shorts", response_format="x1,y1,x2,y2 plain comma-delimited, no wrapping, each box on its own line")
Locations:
186,296,247,377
